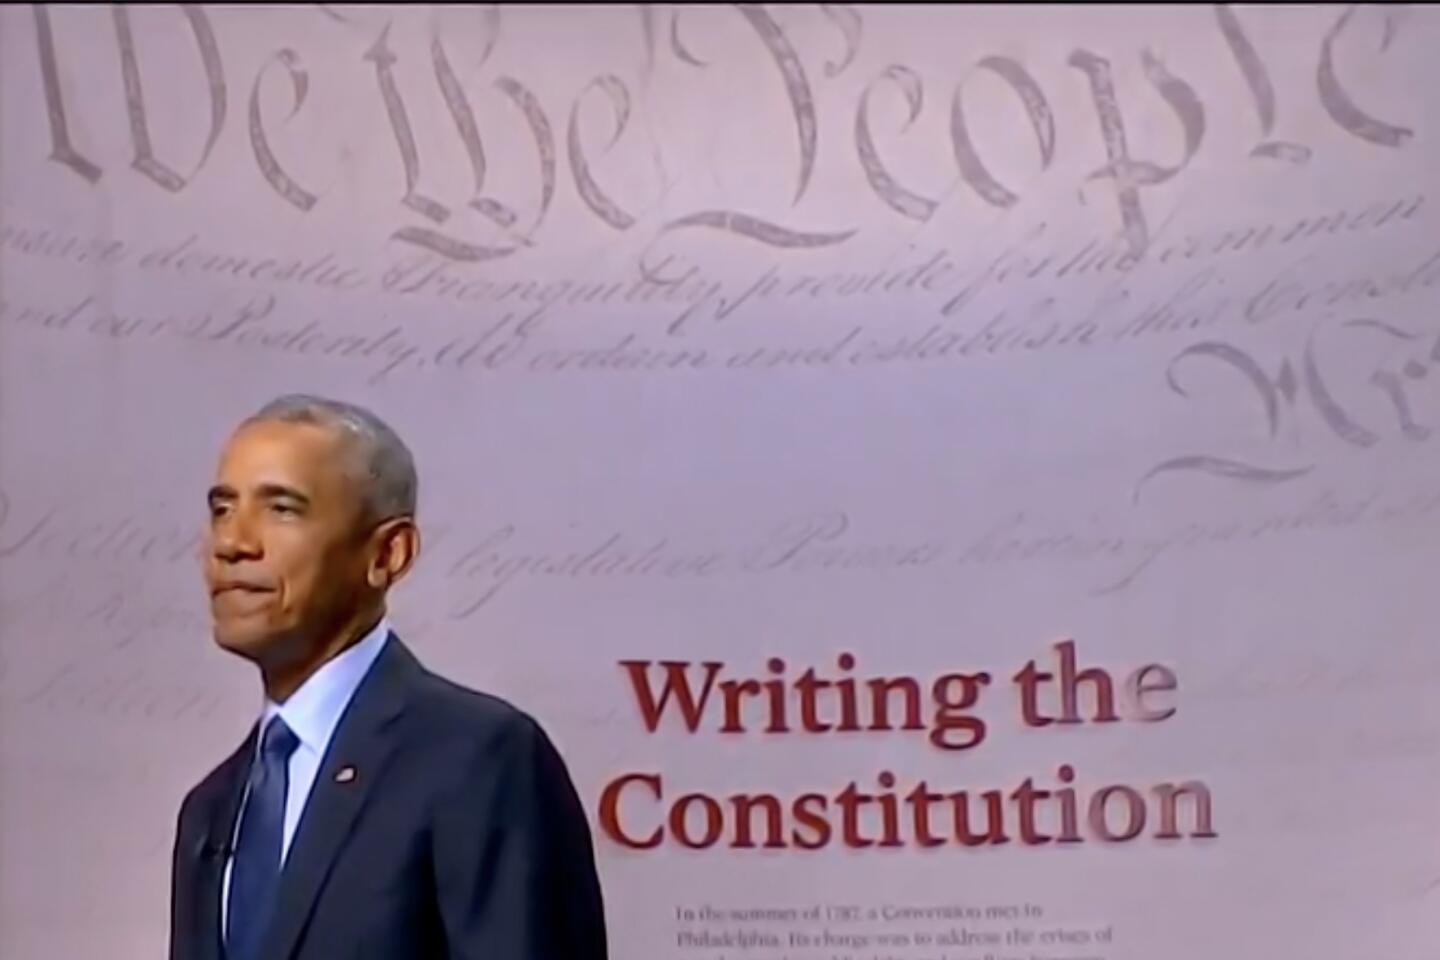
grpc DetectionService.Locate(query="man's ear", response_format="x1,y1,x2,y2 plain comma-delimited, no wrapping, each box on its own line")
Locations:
368,516,420,590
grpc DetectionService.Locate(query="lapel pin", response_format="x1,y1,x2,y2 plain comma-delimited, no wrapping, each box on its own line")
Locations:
335,766,357,784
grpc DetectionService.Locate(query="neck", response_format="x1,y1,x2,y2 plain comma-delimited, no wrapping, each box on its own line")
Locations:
262,610,384,703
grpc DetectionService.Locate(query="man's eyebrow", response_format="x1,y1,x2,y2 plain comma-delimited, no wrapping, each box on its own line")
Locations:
206,483,312,504
255,483,311,504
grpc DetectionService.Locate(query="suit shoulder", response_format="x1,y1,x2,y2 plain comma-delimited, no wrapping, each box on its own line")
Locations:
187,734,250,796
406,665,549,746
175,736,247,822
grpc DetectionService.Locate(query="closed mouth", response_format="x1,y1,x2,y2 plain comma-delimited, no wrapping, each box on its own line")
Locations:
213,583,275,598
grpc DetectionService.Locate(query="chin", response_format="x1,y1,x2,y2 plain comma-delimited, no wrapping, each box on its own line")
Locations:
212,621,280,661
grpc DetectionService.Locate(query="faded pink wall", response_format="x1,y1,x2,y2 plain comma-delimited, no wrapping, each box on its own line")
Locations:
1,5,1437,958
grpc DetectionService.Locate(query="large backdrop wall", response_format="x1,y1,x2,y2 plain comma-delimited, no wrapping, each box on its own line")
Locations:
2,4,1438,958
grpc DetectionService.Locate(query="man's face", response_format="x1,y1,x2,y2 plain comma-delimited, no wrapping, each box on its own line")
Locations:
203,419,373,664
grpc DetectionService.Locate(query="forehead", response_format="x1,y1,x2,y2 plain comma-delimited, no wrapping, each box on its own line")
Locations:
215,419,356,494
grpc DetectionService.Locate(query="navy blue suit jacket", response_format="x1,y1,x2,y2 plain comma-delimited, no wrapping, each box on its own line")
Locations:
169,635,608,959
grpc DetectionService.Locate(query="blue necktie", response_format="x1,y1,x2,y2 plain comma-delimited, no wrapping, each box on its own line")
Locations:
226,715,299,960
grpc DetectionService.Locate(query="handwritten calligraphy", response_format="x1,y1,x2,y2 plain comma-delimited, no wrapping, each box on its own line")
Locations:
24,4,1418,262
1138,309,1440,502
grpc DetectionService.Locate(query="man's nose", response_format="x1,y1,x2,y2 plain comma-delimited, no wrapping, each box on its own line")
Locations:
212,511,262,561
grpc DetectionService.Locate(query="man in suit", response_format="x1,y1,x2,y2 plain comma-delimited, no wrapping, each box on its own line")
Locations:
169,394,608,959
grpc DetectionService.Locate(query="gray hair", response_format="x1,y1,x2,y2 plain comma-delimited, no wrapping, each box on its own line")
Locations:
246,394,418,521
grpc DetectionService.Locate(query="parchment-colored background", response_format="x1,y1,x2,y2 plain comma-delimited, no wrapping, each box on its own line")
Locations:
2,5,1437,958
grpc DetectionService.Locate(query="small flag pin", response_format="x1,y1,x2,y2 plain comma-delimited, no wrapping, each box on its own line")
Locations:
335,766,357,784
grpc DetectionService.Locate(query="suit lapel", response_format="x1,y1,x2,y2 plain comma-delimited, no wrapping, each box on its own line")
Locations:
260,634,418,960
195,731,255,960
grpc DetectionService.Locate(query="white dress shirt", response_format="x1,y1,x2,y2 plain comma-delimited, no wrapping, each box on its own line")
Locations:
221,618,392,934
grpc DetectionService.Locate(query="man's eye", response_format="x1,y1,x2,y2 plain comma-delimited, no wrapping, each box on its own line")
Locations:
271,502,300,515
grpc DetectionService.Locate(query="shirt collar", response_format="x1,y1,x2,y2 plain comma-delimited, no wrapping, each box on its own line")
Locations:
260,618,392,757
